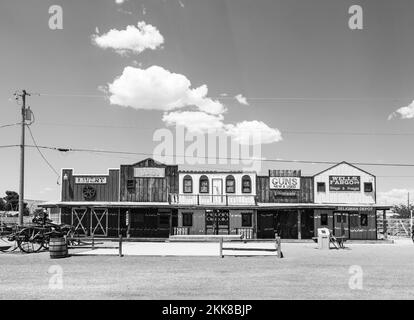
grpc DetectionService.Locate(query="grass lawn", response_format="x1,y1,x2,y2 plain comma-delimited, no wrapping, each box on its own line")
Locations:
0,243,413,299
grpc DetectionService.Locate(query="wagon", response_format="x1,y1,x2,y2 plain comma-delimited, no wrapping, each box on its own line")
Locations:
0,216,79,253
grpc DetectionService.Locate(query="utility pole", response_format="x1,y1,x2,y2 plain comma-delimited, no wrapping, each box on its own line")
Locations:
17,90,29,226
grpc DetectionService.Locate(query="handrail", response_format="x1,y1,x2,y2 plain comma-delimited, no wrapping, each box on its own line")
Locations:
169,193,256,205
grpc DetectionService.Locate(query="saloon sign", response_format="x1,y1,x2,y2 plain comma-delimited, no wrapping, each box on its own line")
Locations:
329,176,360,191
270,177,301,190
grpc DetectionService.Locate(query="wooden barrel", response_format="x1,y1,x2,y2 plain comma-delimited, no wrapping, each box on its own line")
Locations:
49,237,68,259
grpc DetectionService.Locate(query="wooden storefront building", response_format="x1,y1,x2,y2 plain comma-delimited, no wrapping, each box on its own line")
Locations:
41,159,390,240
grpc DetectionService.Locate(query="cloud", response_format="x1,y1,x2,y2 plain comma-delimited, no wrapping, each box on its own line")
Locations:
92,21,164,55
108,65,226,115
107,66,281,146
115,0,127,4
377,189,413,206
163,111,282,145
163,111,225,134
234,94,249,106
224,120,282,145
388,100,414,120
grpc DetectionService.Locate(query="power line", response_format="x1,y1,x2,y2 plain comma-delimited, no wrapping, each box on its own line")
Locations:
26,126,61,184
0,123,20,129
18,144,414,168
3,144,414,175
34,122,414,137
0,145,19,149
35,92,411,102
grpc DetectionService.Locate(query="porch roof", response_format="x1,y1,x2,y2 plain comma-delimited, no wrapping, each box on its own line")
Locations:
257,203,392,210
39,201,391,210
39,201,172,208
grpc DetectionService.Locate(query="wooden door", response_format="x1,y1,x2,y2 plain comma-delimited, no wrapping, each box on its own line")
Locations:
212,178,223,204
205,209,229,235
257,212,274,239
334,212,349,238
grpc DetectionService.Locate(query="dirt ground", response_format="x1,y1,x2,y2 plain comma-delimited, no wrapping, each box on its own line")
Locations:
0,242,413,300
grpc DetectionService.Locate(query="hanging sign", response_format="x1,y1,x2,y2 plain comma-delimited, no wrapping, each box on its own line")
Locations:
75,177,107,184
134,167,165,178
269,177,301,190
329,176,360,191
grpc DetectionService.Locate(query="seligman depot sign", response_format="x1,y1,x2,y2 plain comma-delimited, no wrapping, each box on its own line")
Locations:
329,176,360,191
270,177,301,190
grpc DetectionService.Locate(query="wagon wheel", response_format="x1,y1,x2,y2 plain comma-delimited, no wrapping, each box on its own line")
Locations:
66,227,82,246
16,228,45,253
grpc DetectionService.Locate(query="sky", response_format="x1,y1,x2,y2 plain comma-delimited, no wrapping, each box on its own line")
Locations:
1,0,414,205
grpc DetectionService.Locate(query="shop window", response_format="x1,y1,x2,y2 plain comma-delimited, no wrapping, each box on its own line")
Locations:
183,175,193,193
360,214,368,226
321,213,328,226
242,175,252,193
127,179,135,190
182,212,193,227
317,182,326,192
241,213,252,227
226,175,235,193
364,183,373,193
199,175,209,193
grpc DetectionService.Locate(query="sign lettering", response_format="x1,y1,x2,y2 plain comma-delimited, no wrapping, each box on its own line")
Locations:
329,176,360,191
270,177,300,190
134,167,165,178
75,177,107,184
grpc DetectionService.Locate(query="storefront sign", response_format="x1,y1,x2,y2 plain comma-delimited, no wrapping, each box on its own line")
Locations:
270,177,300,190
75,177,107,184
134,167,165,178
329,176,360,191
337,206,372,212
274,191,298,197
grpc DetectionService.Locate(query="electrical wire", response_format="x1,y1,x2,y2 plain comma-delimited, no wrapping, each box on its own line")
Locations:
18,144,414,168
35,92,411,102
33,122,414,137
25,126,61,185
0,123,20,129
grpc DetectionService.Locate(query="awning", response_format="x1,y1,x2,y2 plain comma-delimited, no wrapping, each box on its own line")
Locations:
39,201,392,211
39,201,172,208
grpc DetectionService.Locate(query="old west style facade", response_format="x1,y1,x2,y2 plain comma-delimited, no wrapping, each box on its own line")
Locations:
41,159,390,240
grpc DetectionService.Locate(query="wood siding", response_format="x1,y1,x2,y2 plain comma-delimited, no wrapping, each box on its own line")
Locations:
314,162,376,204
256,175,314,203
120,159,178,202
61,169,119,202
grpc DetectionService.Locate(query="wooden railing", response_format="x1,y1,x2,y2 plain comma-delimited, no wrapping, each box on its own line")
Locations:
169,194,256,206
236,227,254,239
173,227,190,235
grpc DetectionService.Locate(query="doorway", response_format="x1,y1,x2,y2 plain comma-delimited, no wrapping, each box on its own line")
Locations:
212,178,224,204
333,211,350,238
205,209,229,235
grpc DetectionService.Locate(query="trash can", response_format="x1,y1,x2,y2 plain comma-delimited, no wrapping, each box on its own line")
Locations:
317,228,330,250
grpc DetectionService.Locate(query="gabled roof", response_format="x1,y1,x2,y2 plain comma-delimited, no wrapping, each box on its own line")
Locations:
313,161,375,178
127,158,172,167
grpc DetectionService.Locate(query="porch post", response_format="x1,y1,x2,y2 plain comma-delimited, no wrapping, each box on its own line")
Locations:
297,210,302,240
117,208,120,236
383,209,388,240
